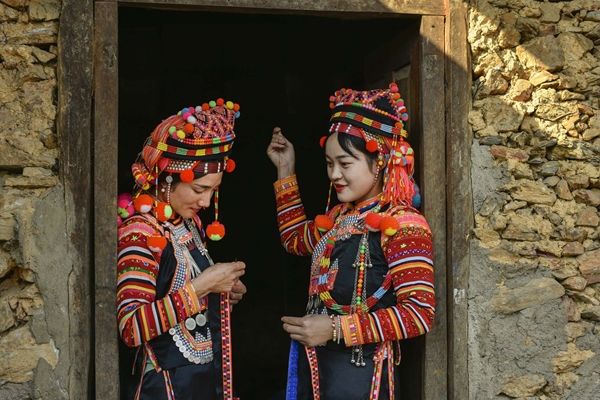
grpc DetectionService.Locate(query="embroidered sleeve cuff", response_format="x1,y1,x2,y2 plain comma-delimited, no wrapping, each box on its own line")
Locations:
182,282,207,314
339,314,363,347
274,174,298,195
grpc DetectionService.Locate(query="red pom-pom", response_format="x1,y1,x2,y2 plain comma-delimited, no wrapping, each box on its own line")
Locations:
315,215,334,233
147,236,167,252
225,159,236,173
202,103,210,111
133,194,154,214
381,216,400,236
180,169,194,183
158,158,170,172
155,202,173,222
206,221,226,241
216,98,224,106
329,103,335,109
184,123,194,134
366,140,378,153
319,136,328,148
365,213,383,232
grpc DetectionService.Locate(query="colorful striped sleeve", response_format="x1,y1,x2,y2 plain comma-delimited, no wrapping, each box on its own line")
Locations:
339,210,435,346
274,175,324,256
116,216,207,348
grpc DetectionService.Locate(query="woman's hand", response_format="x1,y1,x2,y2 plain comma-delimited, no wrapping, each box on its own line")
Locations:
229,280,247,311
281,314,333,347
191,261,245,298
266,127,296,179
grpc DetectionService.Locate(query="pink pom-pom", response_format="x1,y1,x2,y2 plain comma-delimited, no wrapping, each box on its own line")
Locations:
117,215,123,227
183,112,192,120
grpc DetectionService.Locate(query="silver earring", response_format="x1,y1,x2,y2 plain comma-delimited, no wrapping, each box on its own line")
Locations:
161,188,166,193
165,175,173,205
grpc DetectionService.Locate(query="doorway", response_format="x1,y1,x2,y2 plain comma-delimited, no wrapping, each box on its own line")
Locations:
117,7,424,399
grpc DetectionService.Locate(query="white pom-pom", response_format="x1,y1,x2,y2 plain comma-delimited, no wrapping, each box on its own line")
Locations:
187,116,197,124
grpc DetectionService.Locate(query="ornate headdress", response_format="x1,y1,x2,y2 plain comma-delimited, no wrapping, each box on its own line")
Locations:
118,98,240,245
324,83,418,210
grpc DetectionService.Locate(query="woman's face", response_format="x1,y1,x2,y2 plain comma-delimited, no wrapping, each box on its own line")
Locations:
325,132,381,204
162,172,223,219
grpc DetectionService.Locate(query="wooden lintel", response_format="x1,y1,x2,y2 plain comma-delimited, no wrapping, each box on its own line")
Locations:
419,14,448,400
110,0,446,17
94,2,120,399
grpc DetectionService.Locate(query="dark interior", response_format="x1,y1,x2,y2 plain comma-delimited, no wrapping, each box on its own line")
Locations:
118,7,423,399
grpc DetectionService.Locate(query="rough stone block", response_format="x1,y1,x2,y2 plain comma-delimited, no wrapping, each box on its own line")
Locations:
0,325,58,384
558,32,595,61
548,140,600,162
0,0,29,10
562,276,588,291
489,145,529,161
552,343,595,373
581,306,600,321
540,3,561,23
511,180,557,205
563,295,581,322
535,103,579,122
0,299,15,334
4,174,57,188
516,35,565,72
3,22,58,45
28,0,60,22
0,213,16,241
566,174,590,189
573,189,600,207
530,70,559,86
577,249,600,283
562,241,585,256
490,277,565,313
473,228,501,247
500,374,547,397
576,207,600,227
509,79,533,101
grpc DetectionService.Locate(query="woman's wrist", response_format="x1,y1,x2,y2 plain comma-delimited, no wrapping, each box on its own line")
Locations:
278,166,295,180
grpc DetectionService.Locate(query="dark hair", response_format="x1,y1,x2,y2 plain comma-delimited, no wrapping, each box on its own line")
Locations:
331,133,378,167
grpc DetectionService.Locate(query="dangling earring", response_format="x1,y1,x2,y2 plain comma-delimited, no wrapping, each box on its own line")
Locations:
165,175,173,205
161,187,166,193
206,187,226,241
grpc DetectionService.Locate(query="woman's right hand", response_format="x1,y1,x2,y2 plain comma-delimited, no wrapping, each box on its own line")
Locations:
191,261,246,297
266,127,296,179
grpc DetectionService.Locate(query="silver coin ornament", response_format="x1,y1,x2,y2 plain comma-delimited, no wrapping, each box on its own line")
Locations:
185,317,197,331
195,313,207,327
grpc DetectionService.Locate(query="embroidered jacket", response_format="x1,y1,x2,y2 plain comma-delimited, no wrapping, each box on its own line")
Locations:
116,214,208,347
275,175,435,345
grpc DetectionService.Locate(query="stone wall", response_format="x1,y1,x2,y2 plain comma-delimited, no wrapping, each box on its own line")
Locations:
0,1,70,399
468,0,600,398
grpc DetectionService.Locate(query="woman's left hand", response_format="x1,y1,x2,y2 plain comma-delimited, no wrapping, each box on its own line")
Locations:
229,280,247,311
281,315,333,347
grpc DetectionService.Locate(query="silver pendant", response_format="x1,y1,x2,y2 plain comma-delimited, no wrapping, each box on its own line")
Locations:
185,317,197,331
195,312,207,327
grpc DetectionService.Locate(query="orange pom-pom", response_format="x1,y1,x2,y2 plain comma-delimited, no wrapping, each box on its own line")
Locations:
216,98,224,106
225,159,236,173
184,123,194,134
155,202,173,222
315,215,334,233
319,136,328,148
381,216,400,236
233,103,240,111
147,236,167,252
366,140,378,153
180,169,194,183
202,103,210,111
133,194,154,214
329,103,335,109
206,221,226,241
365,212,383,232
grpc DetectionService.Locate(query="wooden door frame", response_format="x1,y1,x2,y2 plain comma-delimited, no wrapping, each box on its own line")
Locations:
56,0,470,398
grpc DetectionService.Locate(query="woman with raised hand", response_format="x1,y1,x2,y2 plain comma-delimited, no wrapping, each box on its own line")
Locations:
267,84,435,400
